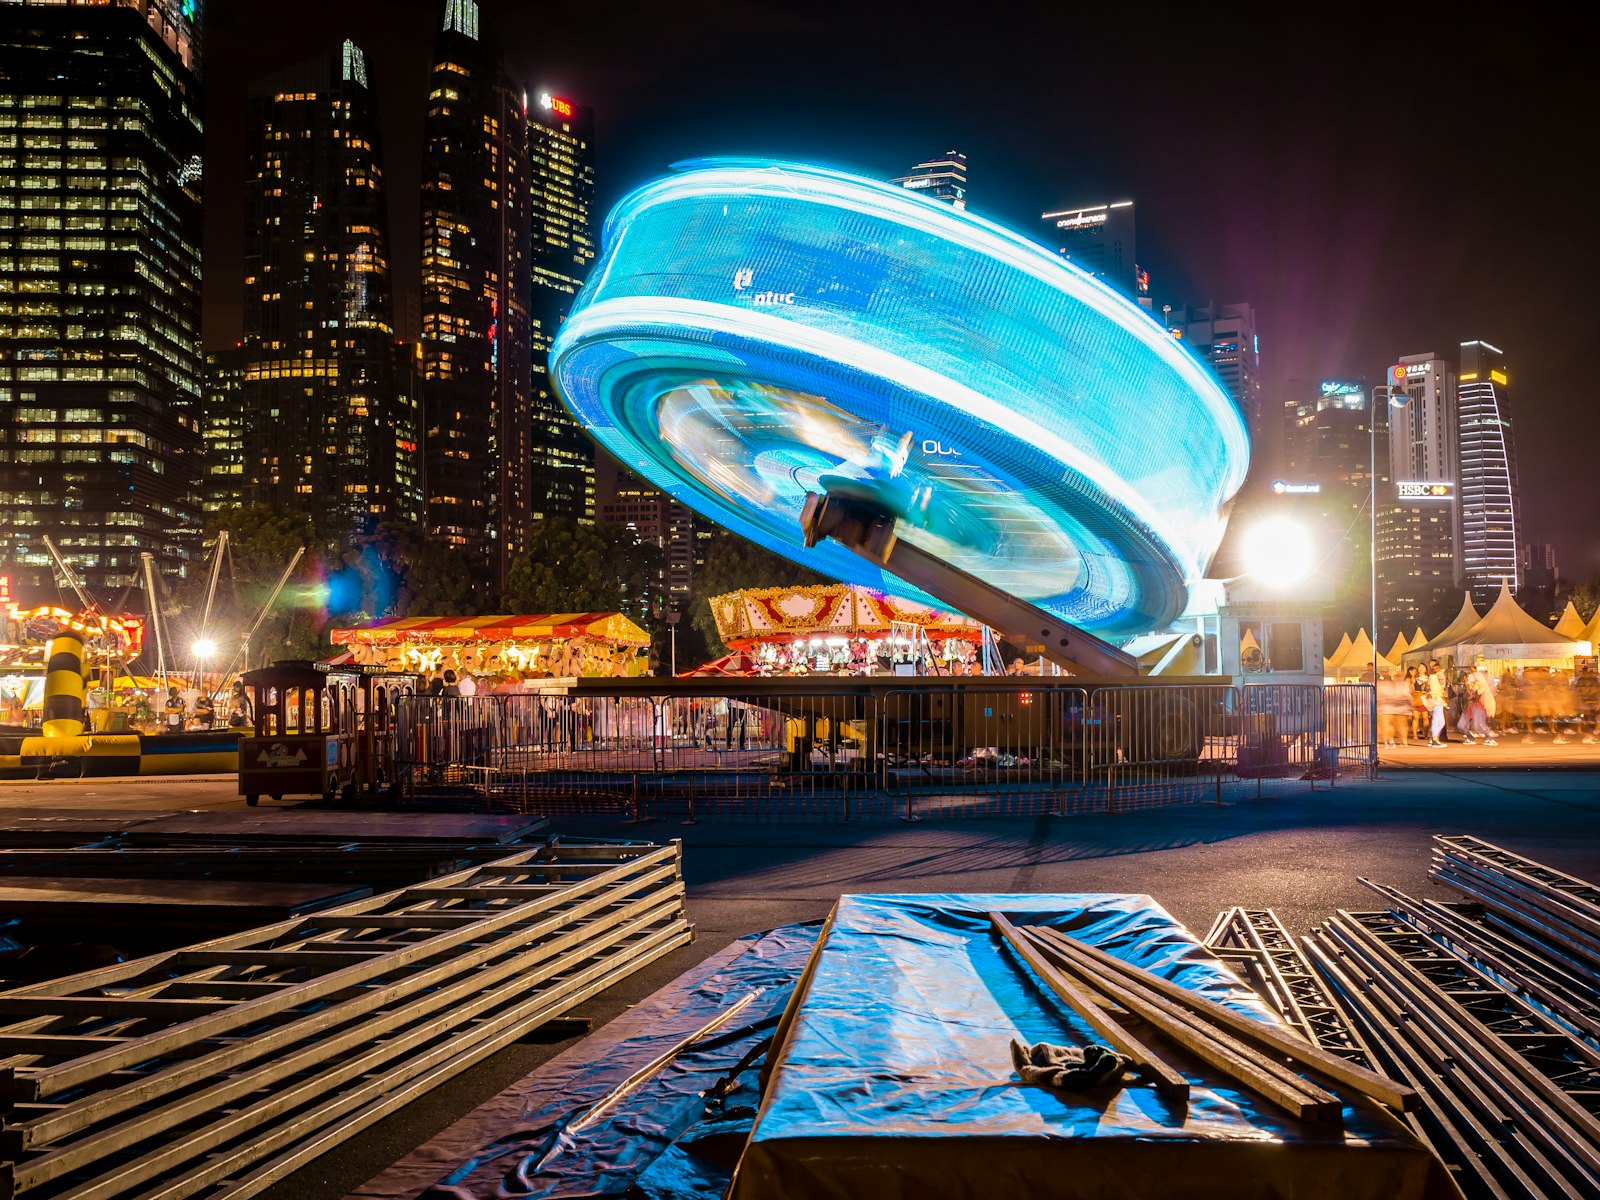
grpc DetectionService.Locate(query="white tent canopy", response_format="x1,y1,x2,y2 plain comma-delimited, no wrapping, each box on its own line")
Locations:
1553,601,1587,641
1385,632,1412,665
1404,593,1482,664
1447,582,1590,665
1329,628,1397,680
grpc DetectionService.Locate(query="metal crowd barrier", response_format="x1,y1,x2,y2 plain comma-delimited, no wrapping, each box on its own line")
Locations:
396,683,1376,822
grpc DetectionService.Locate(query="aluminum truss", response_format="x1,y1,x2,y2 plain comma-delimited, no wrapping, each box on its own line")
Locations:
1203,907,1374,1068
1310,903,1600,1199
0,840,692,1200
1432,835,1600,973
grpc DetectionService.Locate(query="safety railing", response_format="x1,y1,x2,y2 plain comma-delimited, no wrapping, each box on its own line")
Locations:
395,682,1376,822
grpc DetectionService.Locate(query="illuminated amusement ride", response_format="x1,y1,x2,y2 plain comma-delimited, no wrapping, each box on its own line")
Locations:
553,160,1249,679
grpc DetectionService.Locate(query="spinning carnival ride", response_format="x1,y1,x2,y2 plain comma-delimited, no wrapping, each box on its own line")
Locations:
553,161,1249,669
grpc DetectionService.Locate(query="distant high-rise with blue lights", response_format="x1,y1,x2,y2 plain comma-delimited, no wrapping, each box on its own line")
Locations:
892,153,968,210
0,0,204,599
1456,340,1520,603
420,0,531,585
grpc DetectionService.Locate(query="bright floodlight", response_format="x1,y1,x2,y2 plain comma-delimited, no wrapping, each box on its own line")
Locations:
191,637,217,659
551,160,1249,637
1241,517,1315,587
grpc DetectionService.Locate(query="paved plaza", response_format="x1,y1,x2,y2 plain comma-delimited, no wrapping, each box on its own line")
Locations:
3,767,1598,1198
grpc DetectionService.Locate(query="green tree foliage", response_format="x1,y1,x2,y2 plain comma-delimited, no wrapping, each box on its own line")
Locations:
689,527,829,658
1569,575,1600,624
502,518,660,623
331,523,476,619
166,505,320,673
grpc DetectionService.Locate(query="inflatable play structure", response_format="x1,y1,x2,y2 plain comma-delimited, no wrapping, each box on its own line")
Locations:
0,627,236,779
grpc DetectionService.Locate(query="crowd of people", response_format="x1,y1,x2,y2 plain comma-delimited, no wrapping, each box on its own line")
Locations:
1376,659,1600,747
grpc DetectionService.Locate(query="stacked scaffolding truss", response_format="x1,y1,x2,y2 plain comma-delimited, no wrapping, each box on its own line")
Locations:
0,841,692,1200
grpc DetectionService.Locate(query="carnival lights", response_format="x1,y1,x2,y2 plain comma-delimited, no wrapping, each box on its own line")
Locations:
552,160,1249,635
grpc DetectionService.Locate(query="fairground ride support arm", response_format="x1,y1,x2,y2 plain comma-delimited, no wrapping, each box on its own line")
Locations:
801,491,1140,677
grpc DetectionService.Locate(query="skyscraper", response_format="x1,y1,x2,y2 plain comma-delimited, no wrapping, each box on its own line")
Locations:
1040,200,1143,300
892,152,968,209
1167,303,1263,447
528,90,595,524
594,450,694,614
0,0,204,598
1376,352,1459,633
421,0,532,584
1456,340,1520,602
236,41,414,540
202,347,245,514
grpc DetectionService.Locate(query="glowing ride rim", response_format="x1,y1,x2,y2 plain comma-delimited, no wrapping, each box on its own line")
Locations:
553,160,1249,637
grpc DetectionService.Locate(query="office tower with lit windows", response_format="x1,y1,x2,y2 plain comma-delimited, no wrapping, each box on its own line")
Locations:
421,0,531,583
1166,303,1263,446
1456,339,1520,603
1376,352,1459,632
237,42,413,540
892,152,968,209
0,0,204,598
202,347,245,514
1040,199,1144,301
528,90,596,524
594,450,694,613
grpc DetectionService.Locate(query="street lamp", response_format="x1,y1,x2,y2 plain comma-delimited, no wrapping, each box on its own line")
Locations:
1240,516,1314,588
1369,379,1410,771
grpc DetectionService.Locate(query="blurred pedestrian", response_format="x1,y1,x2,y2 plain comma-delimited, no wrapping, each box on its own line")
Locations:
1377,672,1412,747
1425,662,1448,746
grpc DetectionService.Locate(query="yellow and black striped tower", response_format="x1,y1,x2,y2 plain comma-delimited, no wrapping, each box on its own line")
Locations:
41,631,89,739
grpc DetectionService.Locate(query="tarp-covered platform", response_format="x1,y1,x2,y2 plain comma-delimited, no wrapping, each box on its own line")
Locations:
732,893,1455,1200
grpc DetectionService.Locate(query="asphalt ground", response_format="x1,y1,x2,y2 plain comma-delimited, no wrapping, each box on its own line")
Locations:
3,769,1600,1198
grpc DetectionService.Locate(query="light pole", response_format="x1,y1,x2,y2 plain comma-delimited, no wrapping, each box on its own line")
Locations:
1369,379,1407,772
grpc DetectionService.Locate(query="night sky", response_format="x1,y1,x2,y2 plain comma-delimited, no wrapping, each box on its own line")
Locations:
201,2,1597,573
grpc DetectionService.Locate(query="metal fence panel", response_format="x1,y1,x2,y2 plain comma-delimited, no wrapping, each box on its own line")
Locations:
396,681,1377,822
879,687,1091,819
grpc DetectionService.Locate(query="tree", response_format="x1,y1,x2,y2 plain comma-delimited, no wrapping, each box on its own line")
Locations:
502,518,660,623
327,523,476,619
689,527,830,658
166,504,322,673
1570,575,1600,624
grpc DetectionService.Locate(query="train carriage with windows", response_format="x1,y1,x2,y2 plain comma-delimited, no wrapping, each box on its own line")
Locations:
238,660,419,805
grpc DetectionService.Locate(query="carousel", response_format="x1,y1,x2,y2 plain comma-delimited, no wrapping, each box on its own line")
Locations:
327,613,652,686
708,585,984,676
1,597,149,727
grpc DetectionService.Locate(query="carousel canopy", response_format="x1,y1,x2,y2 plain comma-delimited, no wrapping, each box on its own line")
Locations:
711,586,979,649
330,613,650,647
1448,582,1591,662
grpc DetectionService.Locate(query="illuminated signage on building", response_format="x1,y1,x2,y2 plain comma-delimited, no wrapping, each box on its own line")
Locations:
538,92,574,118
1054,212,1108,230
1320,380,1362,396
1271,480,1321,495
1387,362,1430,387
1490,369,1508,385
1396,481,1453,501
